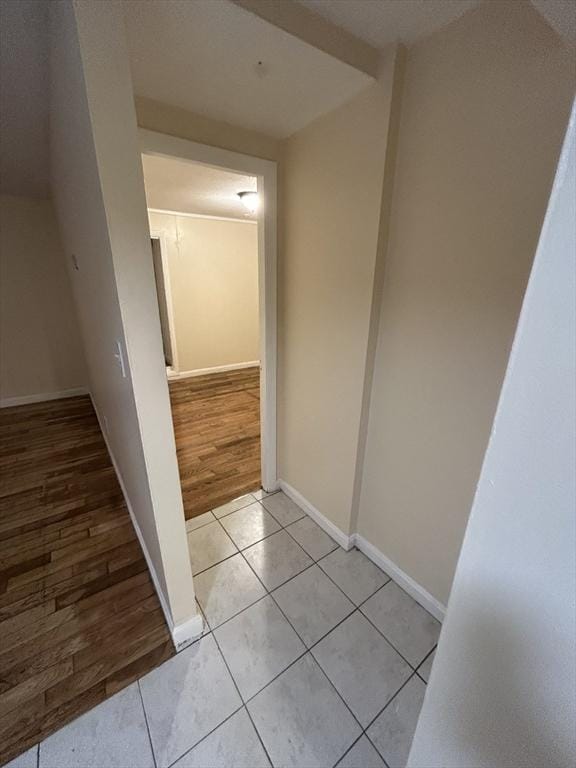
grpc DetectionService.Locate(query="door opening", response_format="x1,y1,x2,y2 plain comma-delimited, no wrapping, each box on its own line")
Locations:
140,130,277,522
150,235,177,373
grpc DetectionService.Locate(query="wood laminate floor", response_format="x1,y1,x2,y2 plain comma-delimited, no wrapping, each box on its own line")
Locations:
169,366,261,520
0,396,174,767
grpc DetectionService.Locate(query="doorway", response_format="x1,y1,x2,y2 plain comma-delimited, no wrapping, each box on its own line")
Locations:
140,130,277,519
150,235,178,374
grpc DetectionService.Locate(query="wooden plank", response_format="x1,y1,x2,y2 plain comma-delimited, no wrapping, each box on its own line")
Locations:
0,397,174,765
168,367,262,518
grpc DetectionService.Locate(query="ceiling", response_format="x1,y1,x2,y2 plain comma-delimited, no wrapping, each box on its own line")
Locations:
0,0,50,197
296,0,479,48
142,154,258,220
123,0,372,140
1,0,573,199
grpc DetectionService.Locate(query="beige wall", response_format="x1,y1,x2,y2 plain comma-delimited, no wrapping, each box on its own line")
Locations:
409,102,576,768
148,211,259,372
0,193,86,402
278,54,397,533
50,0,197,631
135,96,280,161
357,1,575,605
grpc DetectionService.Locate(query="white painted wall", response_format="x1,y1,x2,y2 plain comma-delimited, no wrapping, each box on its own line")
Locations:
49,0,198,637
0,194,86,403
408,101,576,768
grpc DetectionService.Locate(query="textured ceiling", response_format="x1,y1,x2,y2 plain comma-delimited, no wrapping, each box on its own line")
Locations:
531,0,576,45
142,154,258,220
296,0,479,47
0,0,50,197
123,0,372,139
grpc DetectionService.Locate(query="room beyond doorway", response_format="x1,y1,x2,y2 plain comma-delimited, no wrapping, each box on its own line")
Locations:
139,129,277,519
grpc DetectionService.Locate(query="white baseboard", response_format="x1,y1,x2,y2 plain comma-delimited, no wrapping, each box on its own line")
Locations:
168,361,260,380
277,479,445,623
353,534,446,622
0,386,88,409
90,394,203,651
278,479,353,551
172,613,205,652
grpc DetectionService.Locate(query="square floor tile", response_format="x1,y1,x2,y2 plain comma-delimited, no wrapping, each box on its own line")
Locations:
193,554,266,628
139,634,242,768
252,488,278,500
318,547,390,605
367,676,426,768
219,502,280,550
273,565,354,646
39,683,153,768
215,596,305,700
337,736,386,768
286,516,338,560
243,530,312,590
5,746,37,768
260,492,305,526
417,649,435,682
361,582,440,667
171,709,270,767
186,511,216,532
248,654,361,768
187,521,237,575
213,494,256,519
312,612,411,727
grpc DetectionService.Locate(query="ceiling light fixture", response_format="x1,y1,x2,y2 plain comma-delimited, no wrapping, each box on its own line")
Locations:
238,191,259,214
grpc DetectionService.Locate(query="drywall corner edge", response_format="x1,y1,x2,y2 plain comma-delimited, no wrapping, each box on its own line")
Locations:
279,479,354,550
279,477,446,621
349,43,407,535
90,394,203,651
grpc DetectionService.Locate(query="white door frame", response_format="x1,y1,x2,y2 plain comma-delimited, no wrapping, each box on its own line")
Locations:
150,232,180,374
139,128,278,492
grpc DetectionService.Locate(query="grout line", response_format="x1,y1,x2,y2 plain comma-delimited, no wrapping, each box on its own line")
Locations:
333,733,366,768
164,704,245,768
282,518,339,561
210,494,261,520
306,652,366,737
191,547,239,578
358,605,417,672
362,670,422,740
137,680,158,768
187,499,430,768
196,509,420,673
310,567,419,673
363,729,392,768
209,629,276,768
415,644,437,683
242,702,275,768
205,591,269,634
36,743,40,768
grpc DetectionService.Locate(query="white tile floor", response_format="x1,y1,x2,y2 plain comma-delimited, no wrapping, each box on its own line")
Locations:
10,490,441,768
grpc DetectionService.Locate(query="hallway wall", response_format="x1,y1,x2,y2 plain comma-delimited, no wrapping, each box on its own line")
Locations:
49,0,197,634
408,98,576,768
357,0,575,606
277,52,397,534
148,211,259,373
0,193,86,403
